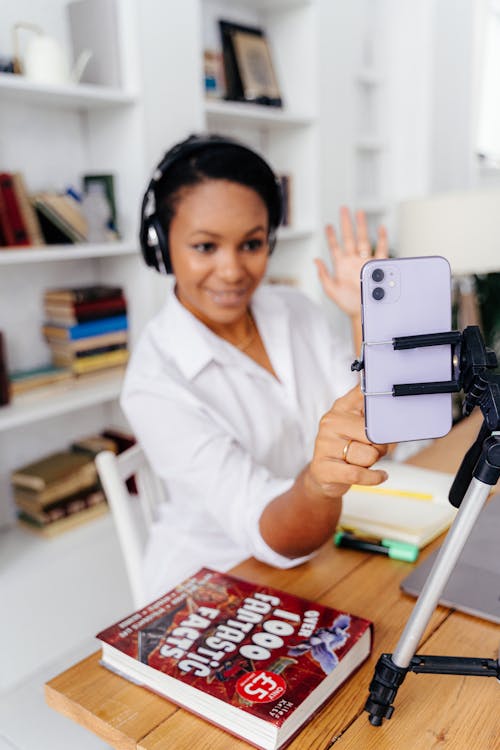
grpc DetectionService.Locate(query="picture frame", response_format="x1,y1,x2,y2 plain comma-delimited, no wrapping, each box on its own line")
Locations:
82,173,119,237
219,20,282,107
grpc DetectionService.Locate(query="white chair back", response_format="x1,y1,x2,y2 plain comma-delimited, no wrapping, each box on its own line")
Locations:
96,445,166,607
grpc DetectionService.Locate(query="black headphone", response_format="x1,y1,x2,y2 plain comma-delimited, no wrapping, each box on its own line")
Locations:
139,134,283,274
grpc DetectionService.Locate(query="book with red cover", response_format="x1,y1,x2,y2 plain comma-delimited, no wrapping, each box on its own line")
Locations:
44,295,127,324
44,284,124,304
11,172,45,245
0,189,11,246
0,172,30,246
96,568,372,750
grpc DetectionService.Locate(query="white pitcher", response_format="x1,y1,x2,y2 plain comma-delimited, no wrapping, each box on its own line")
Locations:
13,22,92,86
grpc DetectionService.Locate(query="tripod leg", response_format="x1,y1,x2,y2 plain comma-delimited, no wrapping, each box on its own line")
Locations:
365,477,493,725
392,477,491,667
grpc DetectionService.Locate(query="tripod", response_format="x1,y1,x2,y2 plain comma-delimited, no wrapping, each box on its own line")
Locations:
361,326,500,726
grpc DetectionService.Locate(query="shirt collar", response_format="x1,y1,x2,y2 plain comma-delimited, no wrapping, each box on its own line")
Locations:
160,286,297,402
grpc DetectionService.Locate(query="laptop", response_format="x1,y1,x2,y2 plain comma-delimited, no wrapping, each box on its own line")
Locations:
401,493,500,624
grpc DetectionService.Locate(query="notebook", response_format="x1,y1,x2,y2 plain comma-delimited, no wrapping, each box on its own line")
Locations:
339,459,457,548
400,493,500,623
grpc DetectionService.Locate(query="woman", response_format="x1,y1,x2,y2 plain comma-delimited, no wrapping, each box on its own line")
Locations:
122,134,389,599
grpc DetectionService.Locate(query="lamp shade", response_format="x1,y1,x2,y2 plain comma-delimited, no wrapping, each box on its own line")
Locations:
396,190,500,275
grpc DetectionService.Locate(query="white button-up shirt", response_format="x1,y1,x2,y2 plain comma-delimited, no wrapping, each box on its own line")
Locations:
121,284,357,599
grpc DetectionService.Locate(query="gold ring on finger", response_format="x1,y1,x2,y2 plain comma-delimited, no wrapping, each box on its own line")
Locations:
342,439,353,463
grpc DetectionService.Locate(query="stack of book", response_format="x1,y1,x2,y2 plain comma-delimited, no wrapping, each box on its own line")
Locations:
42,284,129,376
11,450,107,538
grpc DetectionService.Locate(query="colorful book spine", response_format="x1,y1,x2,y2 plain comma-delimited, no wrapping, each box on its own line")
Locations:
0,172,30,246
70,348,129,374
44,285,123,304
44,314,128,341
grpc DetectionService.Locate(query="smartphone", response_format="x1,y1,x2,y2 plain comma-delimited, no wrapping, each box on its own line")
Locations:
360,256,453,444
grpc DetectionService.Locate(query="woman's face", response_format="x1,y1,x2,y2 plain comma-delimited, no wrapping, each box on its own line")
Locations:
168,179,270,326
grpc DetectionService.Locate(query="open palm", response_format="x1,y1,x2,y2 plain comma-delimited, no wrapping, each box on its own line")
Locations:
315,207,388,317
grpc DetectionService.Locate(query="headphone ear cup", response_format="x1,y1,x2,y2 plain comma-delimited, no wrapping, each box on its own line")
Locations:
140,215,171,274
151,217,172,273
268,232,277,254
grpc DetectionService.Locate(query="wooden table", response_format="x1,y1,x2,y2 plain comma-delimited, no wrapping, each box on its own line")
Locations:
45,413,500,749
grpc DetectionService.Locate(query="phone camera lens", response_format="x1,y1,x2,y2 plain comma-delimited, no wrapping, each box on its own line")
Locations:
372,268,384,282
372,287,385,300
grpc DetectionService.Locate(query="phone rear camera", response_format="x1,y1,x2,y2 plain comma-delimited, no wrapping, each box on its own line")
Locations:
372,287,385,300
372,268,384,282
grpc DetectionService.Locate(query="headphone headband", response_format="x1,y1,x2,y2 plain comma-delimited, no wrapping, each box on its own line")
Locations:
139,134,283,274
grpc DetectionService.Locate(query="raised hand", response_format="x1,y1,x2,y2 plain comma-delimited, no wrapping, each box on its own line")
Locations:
315,206,388,318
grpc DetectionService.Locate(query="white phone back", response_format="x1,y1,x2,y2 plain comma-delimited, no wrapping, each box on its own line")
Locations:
361,256,453,444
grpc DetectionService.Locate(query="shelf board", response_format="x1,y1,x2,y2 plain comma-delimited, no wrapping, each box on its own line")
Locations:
0,241,138,264
0,72,137,109
0,370,124,432
205,99,314,129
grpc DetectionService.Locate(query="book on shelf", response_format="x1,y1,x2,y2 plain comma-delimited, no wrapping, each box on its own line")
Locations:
100,427,137,492
0,172,30,246
52,342,127,366
43,314,128,341
44,330,128,355
96,568,372,750
60,347,129,375
11,450,98,503
9,364,73,396
71,433,120,457
44,295,127,326
18,500,108,538
339,458,457,549
44,284,124,304
100,427,136,454
0,193,8,245
0,331,10,405
33,192,88,244
11,172,45,245
15,485,105,521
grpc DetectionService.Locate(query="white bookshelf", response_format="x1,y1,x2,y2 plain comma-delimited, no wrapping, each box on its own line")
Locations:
0,0,150,538
204,99,314,129
0,240,138,264
0,370,124,432
0,71,137,108
200,0,321,299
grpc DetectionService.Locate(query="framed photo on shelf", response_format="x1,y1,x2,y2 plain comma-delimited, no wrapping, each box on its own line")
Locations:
82,174,119,237
219,20,282,107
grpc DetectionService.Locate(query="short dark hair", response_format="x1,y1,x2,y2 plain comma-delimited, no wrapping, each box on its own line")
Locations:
153,135,282,240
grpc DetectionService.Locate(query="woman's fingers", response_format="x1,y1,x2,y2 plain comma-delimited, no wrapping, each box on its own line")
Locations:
355,210,371,259
340,206,356,255
309,384,390,496
374,224,389,259
309,458,388,498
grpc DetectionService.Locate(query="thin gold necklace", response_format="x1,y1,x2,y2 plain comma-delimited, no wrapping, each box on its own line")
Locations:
235,311,256,351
